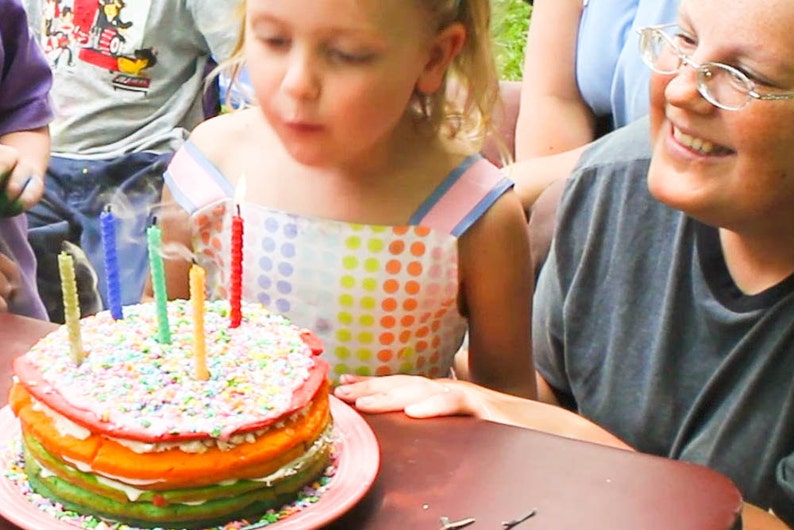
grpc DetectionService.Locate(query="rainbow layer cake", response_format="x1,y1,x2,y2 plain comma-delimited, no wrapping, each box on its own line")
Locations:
8,299,332,529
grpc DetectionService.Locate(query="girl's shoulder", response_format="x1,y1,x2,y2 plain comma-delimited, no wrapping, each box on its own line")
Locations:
189,108,265,166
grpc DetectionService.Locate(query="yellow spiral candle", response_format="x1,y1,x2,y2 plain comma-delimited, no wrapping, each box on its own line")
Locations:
57,252,84,365
190,263,209,381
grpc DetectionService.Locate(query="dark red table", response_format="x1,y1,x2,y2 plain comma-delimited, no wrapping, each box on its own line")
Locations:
0,313,742,530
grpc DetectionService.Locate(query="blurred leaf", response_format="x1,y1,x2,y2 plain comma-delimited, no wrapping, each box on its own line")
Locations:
491,0,531,81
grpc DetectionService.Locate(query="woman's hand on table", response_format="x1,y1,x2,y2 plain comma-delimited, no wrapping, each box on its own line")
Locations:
335,374,633,450
334,375,477,418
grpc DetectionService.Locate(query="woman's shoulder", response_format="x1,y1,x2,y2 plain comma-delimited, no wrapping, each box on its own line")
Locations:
574,117,652,175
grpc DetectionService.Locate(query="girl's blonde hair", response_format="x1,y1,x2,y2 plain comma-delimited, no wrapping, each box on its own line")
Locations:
417,0,501,152
214,2,247,110
218,0,501,151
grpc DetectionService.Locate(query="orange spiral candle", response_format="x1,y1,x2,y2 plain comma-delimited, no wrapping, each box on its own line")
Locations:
190,263,209,381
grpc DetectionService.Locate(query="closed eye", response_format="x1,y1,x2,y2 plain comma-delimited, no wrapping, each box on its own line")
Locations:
672,31,697,53
264,37,292,49
326,48,376,64
258,35,291,51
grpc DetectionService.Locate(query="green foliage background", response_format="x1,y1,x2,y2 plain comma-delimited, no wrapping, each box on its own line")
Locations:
492,0,531,81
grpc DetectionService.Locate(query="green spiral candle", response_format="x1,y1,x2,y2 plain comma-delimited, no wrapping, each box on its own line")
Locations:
146,224,171,344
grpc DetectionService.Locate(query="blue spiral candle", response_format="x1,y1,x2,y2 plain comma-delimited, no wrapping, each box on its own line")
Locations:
100,206,123,320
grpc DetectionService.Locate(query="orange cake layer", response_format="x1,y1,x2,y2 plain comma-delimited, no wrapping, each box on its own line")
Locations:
10,380,331,489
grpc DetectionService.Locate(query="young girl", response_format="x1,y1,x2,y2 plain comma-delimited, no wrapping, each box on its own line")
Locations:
159,0,536,398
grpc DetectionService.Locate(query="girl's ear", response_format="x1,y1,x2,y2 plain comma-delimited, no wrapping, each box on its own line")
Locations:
416,22,466,95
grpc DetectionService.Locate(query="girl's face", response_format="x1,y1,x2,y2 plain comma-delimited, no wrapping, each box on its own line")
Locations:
647,0,794,234
245,0,456,169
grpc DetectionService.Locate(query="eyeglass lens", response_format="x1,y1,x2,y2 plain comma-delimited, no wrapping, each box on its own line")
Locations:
646,31,681,74
643,28,751,110
699,67,751,109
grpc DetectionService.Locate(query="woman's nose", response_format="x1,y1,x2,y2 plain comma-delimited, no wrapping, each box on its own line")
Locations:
663,64,715,114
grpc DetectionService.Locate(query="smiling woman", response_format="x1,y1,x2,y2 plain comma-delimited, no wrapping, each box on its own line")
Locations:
334,0,794,528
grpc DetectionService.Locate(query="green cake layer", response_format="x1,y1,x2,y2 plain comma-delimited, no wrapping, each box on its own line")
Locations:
23,426,334,529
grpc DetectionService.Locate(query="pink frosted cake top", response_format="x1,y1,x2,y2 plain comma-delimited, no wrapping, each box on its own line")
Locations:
13,300,327,442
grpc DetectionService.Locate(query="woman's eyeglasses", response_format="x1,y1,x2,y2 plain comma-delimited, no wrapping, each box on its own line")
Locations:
637,24,794,111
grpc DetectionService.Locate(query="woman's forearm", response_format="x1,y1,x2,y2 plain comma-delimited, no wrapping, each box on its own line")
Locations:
450,379,632,450
515,0,592,160
504,146,584,209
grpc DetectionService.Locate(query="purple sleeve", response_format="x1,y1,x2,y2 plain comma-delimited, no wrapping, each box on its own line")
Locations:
0,216,47,320
0,0,54,136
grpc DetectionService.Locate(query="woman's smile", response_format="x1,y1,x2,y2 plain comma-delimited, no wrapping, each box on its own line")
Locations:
671,124,733,156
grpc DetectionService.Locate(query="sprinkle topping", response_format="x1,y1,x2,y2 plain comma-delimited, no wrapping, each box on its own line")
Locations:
23,300,317,441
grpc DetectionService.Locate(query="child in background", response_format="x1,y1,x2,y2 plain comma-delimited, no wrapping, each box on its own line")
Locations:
22,0,240,324
0,0,52,319
160,0,536,398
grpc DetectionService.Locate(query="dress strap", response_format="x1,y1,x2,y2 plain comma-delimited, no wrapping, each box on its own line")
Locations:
409,155,514,237
164,140,233,215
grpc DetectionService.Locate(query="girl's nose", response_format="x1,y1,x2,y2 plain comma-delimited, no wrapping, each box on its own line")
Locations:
281,51,321,101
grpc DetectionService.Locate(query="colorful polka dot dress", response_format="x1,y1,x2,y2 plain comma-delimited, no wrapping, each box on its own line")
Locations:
166,141,513,382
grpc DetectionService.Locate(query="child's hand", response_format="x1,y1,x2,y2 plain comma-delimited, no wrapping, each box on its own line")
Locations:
334,374,475,418
0,253,21,313
0,144,44,216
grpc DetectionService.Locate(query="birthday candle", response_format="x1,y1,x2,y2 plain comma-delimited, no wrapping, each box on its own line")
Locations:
190,263,209,380
146,224,171,344
100,206,123,320
230,206,243,328
57,252,84,365
230,175,246,328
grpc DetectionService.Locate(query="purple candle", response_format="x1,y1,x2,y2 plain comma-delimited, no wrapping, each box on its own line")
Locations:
100,205,123,319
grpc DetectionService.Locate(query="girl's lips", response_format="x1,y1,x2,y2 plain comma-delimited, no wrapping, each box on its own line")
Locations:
283,120,323,133
671,125,734,156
